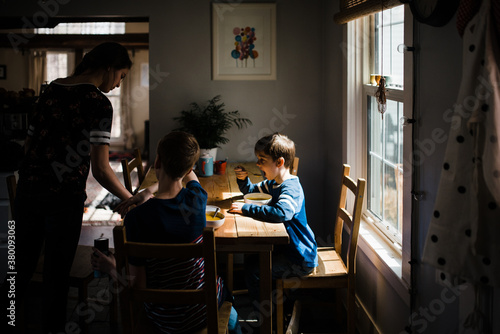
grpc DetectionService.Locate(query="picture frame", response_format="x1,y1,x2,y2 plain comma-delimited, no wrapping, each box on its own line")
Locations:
0,65,6,80
212,3,276,80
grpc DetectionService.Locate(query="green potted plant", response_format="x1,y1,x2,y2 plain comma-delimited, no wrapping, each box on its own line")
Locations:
173,95,252,159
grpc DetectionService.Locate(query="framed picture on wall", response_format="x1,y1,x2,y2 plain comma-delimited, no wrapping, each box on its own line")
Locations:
212,3,276,80
0,65,6,80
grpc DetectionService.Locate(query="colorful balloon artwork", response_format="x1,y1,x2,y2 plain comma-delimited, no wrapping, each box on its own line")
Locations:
231,26,258,67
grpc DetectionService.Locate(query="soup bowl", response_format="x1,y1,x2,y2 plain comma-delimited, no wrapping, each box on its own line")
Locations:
205,205,225,229
244,193,272,206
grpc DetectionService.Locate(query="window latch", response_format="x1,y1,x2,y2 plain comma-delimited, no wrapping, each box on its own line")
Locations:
400,116,416,126
411,190,425,201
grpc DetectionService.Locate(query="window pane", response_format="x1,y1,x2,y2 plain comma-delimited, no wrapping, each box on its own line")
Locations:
368,96,383,156
46,52,68,82
367,96,403,235
36,22,125,35
106,92,122,139
375,6,404,88
368,154,383,219
383,100,401,165
384,163,398,231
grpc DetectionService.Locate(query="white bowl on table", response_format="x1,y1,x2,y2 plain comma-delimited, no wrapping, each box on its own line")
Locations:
205,205,225,229
243,193,272,206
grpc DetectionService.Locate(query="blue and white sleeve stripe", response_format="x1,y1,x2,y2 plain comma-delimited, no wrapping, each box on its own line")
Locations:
278,193,298,213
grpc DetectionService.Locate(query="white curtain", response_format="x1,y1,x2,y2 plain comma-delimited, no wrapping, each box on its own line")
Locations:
422,0,500,287
28,50,46,95
121,50,136,150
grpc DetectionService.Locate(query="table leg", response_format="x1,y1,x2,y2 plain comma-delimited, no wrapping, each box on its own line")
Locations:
259,251,272,334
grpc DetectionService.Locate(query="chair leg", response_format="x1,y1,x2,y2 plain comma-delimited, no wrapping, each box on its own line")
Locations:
347,286,356,334
227,253,234,292
276,279,284,334
285,300,302,334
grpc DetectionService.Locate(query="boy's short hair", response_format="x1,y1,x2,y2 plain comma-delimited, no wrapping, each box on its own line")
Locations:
254,133,296,170
157,131,200,179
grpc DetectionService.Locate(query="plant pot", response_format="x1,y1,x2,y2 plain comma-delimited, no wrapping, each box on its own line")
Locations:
200,147,218,160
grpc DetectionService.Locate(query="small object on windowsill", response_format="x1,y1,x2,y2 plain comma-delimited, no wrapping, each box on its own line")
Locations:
375,77,387,119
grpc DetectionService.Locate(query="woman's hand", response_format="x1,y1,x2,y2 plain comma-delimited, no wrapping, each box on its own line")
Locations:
114,185,156,217
234,165,248,180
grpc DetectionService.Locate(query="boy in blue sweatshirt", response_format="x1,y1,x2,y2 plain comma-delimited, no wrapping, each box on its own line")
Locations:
230,133,318,311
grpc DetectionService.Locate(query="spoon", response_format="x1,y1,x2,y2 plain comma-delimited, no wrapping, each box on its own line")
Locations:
212,207,220,218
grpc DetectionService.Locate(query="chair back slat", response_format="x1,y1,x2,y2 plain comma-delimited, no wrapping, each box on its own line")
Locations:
334,165,350,252
343,175,358,194
333,164,366,274
132,289,206,304
125,242,204,259
113,225,223,334
121,148,145,193
291,157,299,176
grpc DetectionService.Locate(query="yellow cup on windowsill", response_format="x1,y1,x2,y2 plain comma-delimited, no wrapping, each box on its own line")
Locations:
370,74,391,86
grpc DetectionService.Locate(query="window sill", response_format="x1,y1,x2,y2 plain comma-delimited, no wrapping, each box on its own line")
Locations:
358,219,410,306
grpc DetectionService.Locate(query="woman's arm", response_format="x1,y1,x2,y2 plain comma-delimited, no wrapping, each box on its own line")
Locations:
90,144,133,201
113,183,157,217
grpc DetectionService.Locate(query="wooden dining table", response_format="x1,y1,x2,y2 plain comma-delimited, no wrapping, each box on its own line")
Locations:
139,161,289,334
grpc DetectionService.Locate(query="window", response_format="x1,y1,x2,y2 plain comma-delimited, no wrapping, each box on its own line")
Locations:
36,22,125,35
366,6,405,243
46,51,69,82
345,4,413,283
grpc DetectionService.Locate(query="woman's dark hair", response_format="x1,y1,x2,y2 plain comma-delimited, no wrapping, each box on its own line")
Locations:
73,42,132,76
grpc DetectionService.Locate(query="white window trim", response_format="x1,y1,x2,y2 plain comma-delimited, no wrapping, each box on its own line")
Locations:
343,4,413,288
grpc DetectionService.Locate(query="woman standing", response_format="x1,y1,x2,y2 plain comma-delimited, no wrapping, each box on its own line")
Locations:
3,42,134,333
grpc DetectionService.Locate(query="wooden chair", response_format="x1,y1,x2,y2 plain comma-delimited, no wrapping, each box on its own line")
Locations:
5,175,95,334
291,157,299,176
121,148,145,194
276,164,366,334
113,225,232,334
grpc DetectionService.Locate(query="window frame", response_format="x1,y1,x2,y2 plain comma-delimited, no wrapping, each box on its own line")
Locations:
343,4,413,285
